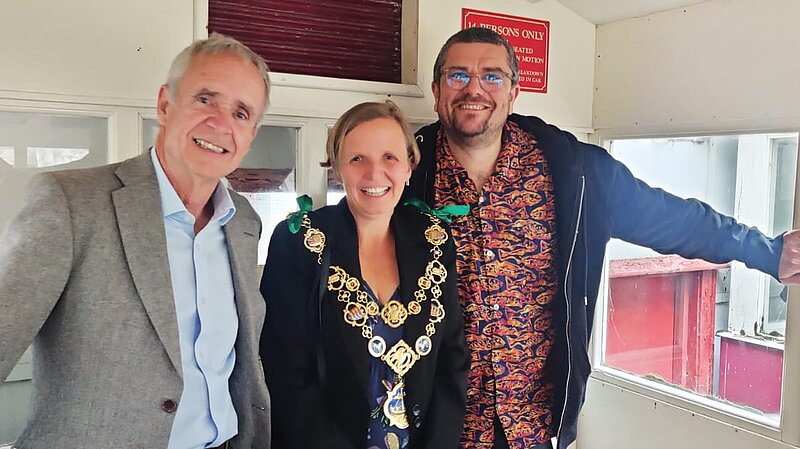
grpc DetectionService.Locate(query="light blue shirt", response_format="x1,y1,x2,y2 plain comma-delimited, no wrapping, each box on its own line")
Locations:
151,149,239,449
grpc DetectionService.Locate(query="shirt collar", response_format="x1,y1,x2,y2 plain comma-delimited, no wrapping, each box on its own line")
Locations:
150,147,236,225
436,122,535,185
494,121,534,183
436,128,468,176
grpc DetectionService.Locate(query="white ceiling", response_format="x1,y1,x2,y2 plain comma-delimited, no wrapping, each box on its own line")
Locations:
553,0,712,25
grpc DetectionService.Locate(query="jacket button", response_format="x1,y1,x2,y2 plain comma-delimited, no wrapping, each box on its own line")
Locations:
161,399,178,413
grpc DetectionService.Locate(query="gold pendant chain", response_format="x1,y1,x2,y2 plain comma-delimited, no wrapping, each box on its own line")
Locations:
300,212,449,379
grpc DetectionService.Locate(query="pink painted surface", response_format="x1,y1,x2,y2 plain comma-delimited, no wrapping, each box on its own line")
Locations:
606,275,676,381
611,255,729,278
606,257,717,394
719,336,783,414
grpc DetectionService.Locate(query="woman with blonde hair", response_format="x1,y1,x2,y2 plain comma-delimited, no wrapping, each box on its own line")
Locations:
260,100,468,449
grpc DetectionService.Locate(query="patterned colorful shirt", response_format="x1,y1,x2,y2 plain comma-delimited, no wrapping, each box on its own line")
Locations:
433,122,559,449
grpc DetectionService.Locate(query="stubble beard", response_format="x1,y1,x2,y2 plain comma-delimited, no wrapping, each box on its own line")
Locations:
443,107,505,150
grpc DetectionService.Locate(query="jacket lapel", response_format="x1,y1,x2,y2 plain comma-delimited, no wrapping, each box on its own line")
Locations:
224,204,262,363
393,207,435,402
223,199,263,420
328,204,372,400
112,153,183,378
328,204,438,405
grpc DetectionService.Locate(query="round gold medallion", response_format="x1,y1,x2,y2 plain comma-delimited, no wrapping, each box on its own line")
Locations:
418,276,432,289
381,300,409,328
424,224,448,246
303,228,326,254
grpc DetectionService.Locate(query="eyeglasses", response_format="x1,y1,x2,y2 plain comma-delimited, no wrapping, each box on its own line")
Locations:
442,68,513,92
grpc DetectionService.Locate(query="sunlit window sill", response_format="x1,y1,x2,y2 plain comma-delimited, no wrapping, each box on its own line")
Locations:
717,330,784,351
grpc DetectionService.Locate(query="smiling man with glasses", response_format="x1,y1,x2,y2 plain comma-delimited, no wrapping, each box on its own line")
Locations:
442,69,515,92
404,26,800,449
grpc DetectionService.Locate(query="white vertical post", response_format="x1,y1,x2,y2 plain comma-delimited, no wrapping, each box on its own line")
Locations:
727,134,771,336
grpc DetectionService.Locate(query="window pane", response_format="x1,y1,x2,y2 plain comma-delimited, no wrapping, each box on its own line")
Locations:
0,112,108,232
227,126,298,265
0,146,15,165
766,137,797,329
603,134,794,422
27,147,90,168
140,120,298,265
0,111,109,445
326,171,344,206
142,118,159,153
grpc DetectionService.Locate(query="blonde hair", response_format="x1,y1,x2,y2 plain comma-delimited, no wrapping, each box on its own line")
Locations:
323,100,420,172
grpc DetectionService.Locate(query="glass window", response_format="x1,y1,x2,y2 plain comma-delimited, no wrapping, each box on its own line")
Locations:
228,126,298,265
602,133,797,423
0,112,108,232
0,111,109,445
27,147,91,168
0,146,15,165
142,118,159,153
764,137,796,333
326,171,345,206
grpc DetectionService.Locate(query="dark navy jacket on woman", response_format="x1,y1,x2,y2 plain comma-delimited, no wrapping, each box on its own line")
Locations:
404,113,784,449
260,201,468,449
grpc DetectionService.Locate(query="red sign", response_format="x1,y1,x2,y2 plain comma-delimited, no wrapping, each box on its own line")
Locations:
462,8,550,94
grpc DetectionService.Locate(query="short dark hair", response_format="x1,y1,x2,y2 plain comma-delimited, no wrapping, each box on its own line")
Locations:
433,27,520,88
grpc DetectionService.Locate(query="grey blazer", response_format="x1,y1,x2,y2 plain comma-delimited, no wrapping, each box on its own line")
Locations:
0,153,271,448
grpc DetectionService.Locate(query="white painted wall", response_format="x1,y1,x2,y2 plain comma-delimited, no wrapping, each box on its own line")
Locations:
584,1,800,448
409,0,596,131
579,379,793,449
0,0,194,105
592,0,800,137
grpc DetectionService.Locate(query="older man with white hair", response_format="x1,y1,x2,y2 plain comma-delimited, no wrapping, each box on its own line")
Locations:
0,33,271,449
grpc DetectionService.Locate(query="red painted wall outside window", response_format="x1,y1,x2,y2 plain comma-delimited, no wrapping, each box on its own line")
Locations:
606,255,783,415
607,256,720,395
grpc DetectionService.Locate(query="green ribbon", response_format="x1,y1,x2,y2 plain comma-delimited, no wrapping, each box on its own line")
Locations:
287,195,314,234
404,198,469,223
